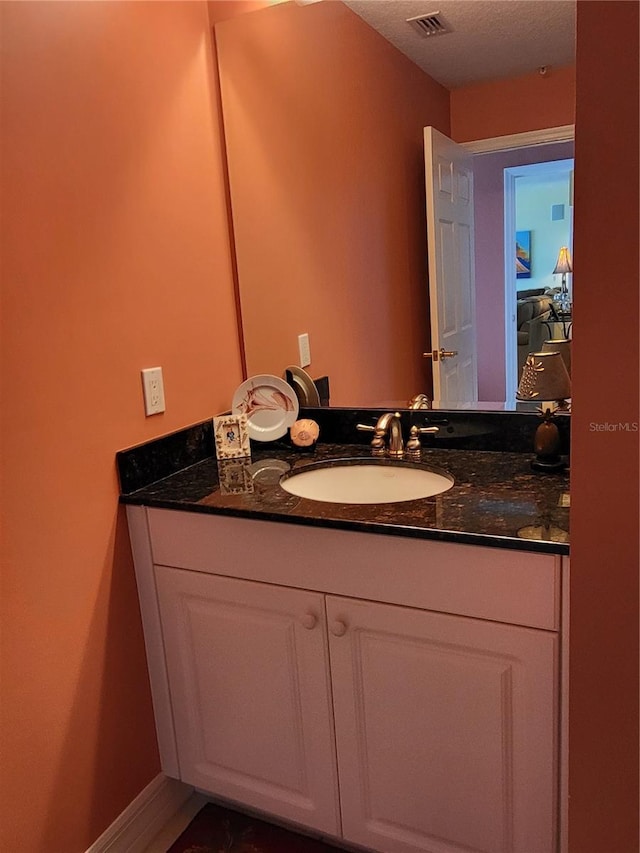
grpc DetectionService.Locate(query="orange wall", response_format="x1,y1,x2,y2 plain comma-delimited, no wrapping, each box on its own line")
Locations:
208,0,271,21
216,1,450,407
450,64,576,143
0,3,242,851
569,2,639,849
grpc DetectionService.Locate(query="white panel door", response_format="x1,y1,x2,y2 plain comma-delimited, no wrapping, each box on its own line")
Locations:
327,595,558,853
424,126,478,404
155,566,340,835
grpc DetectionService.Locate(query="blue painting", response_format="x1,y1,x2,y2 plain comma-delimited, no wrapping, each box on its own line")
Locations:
516,231,532,278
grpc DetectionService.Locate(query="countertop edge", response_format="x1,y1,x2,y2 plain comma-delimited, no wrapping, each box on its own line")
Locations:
119,494,569,556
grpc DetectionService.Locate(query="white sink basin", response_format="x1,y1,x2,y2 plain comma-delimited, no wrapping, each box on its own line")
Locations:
280,460,454,504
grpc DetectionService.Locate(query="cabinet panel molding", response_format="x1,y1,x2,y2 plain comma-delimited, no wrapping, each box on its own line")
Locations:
155,567,340,835
326,595,558,853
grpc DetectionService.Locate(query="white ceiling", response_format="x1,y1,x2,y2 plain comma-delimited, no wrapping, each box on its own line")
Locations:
342,0,577,89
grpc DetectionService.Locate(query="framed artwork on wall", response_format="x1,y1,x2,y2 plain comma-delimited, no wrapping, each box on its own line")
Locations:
516,231,532,278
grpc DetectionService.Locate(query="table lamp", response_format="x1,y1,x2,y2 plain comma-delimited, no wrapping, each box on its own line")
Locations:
516,351,571,472
553,246,573,313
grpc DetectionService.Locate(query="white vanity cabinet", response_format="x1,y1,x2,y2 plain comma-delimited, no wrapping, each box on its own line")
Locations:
127,506,564,853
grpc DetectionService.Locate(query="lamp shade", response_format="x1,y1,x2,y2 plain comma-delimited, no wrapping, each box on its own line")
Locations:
541,338,572,376
553,246,573,274
516,351,571,402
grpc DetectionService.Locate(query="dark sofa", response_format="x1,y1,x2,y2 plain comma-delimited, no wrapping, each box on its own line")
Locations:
517,288,554,374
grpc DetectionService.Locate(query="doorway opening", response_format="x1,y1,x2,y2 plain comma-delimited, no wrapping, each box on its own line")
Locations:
468,130,575,402
504,158,574,397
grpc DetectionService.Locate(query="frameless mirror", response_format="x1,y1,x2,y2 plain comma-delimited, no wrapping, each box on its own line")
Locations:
214,0,576,410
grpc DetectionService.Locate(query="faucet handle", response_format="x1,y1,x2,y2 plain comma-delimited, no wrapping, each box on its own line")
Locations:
405,424,440,461
416,426,440,435
356,421,385,455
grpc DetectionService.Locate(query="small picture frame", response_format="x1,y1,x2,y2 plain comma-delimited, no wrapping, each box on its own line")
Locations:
213,414,251,460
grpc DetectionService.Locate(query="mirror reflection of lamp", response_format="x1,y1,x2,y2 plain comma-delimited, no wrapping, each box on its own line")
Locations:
517,351,571,472
553,246,573,314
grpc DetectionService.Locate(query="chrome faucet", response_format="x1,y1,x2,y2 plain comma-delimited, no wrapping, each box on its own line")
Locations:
357,411,404,458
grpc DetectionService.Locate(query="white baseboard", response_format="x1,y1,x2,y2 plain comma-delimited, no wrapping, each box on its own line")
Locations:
86,774,194,853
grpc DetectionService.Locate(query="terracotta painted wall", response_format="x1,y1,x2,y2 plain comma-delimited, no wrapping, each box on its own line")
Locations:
0,3,242,851
473,142,574,401
450,64,576,143
216,1,450,407
569,2,639,849
208,0,271,21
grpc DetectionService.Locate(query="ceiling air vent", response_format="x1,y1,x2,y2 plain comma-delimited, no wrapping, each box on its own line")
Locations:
407,11,450,37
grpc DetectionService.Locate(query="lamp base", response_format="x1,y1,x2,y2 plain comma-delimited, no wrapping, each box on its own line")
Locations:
531,416,566,473
531,456,566,473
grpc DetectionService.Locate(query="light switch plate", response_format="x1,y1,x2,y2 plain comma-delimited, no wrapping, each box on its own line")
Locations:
298,333,311,368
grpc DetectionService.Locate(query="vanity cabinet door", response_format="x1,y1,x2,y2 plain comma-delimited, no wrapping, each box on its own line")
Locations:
155,566,340,836
326,596,558,853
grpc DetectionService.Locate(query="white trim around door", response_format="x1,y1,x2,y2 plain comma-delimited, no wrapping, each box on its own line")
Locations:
463,125,575,156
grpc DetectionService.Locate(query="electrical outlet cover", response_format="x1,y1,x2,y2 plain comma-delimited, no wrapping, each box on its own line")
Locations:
141,367,165,416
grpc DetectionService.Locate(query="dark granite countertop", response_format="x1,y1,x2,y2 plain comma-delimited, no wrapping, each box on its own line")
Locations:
119,439,570,555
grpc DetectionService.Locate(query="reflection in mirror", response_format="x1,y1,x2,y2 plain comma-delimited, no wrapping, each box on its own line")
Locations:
474,148,574,399
215,0,576,410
